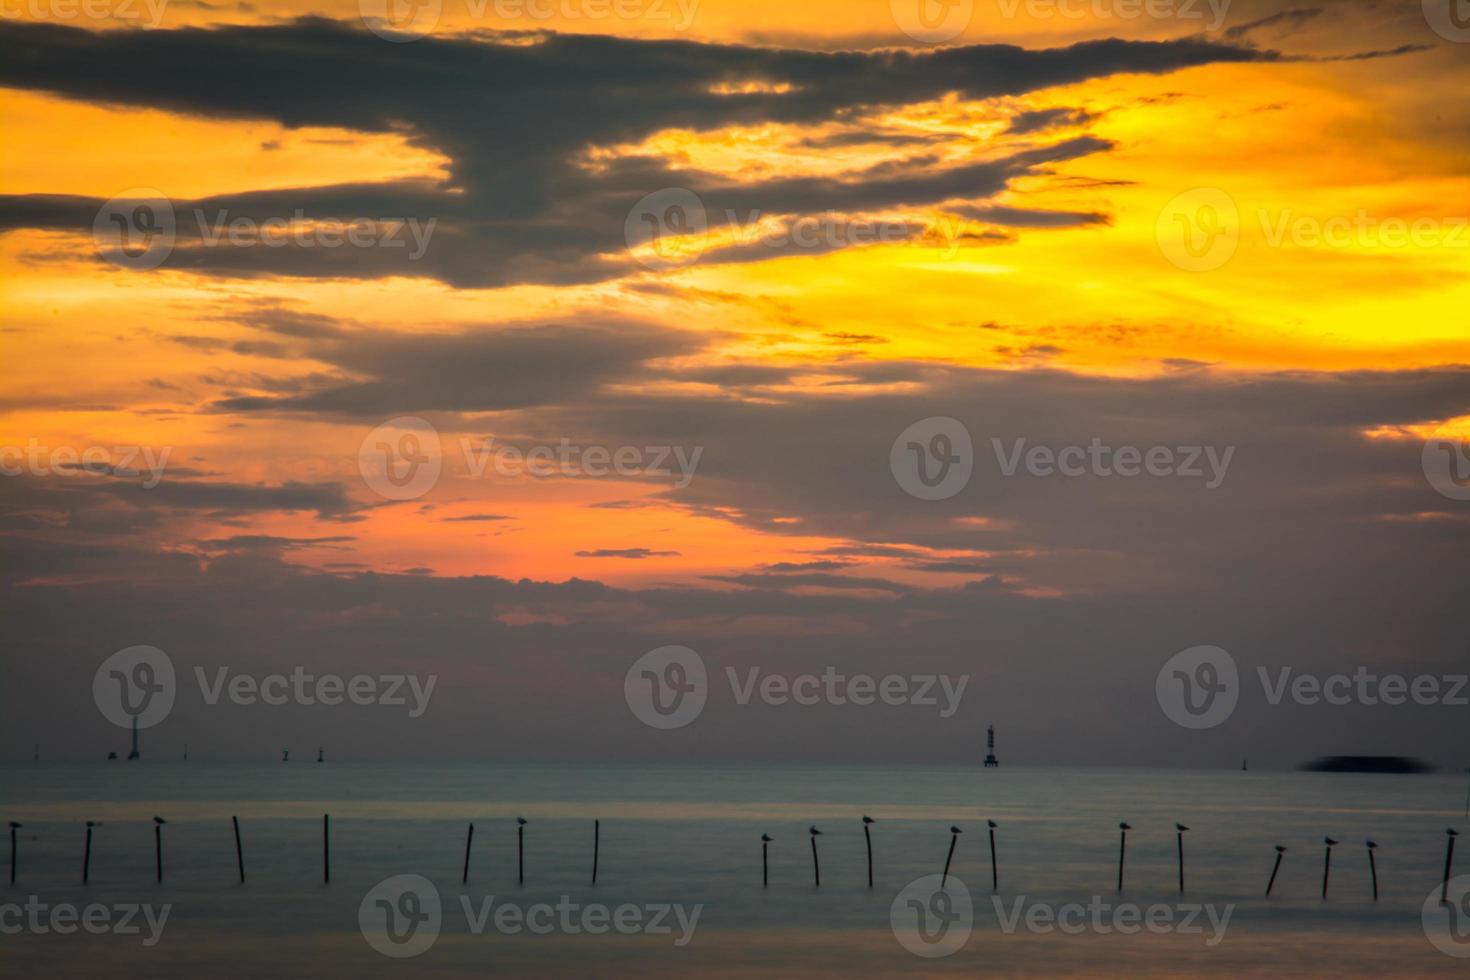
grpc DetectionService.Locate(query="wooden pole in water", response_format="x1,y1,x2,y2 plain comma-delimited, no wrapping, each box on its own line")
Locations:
942,826,962,886
1117,823,1131,894
592,820,600,885
323,814,330,884
517,818,527,885
761,834,771,887
809,827,822,887
1365,841,1378,901
84,822,94,884
232,816,245,883
1443,829,1459,905
1266,845,1286,896
1176,824,1189,894
153,817,166,884
1321,837,1337,899
9,822,20,884
462,823,474,885
988,820,998,891
862,816,875,888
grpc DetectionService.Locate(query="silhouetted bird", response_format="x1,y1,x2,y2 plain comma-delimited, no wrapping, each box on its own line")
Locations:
517,817,527,826
761,833,773,842
153,817,166,826
1325,837,1338,846
1120,822,1132,831
950,826,963,835
1176,823,1190,832
988,819,998,829
862,816,875,825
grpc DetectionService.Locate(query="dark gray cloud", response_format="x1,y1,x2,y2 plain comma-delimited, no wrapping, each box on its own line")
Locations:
0,18,1280,285
1006,106,1100,134
208,318,700,417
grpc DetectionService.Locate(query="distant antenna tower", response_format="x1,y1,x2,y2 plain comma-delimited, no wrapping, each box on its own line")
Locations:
127,717,141,761
984,725,1000,767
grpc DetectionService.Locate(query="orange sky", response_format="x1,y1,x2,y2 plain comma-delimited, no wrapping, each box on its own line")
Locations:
2,1,1468,589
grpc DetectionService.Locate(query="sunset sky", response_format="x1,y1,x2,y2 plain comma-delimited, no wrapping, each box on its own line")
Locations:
2,1,1467,765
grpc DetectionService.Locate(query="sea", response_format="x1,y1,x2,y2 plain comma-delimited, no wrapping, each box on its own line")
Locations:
1,763,1466,976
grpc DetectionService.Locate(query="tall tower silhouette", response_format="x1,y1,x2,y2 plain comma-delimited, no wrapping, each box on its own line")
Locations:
984,724,999,767
127,716,140,761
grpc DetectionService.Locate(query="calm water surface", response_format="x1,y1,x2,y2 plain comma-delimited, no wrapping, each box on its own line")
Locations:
1,763,1465,976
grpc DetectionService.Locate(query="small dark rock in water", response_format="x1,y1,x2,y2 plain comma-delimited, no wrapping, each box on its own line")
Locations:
1300,756,1434,774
